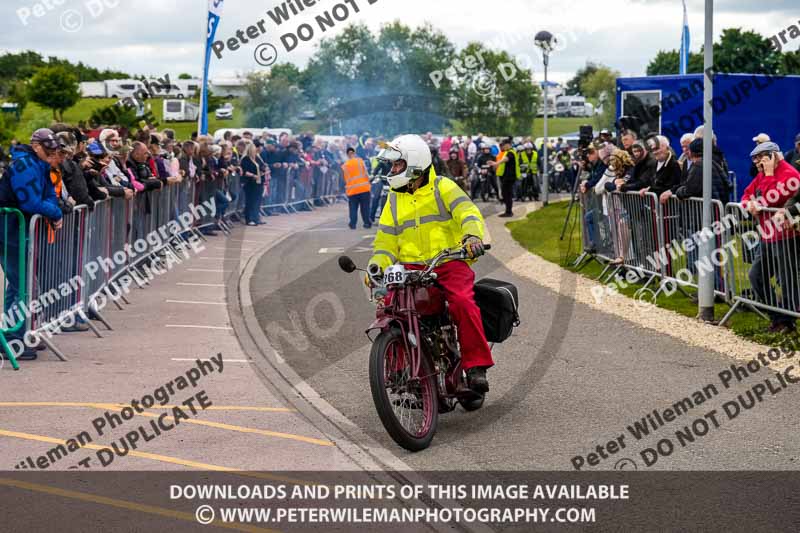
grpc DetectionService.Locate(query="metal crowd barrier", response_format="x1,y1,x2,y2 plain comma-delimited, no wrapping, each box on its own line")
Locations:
719,204,800,326
600,192,663,288
578,189,800,326
0,208,28,370
577,191,618,269
659,197,727,298
262,163,347,216
18,181,199,363
27,205,91,360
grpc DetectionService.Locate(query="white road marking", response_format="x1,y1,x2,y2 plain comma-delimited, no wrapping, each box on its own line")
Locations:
166,300,227,306
165,325,233,330
176,283,225,287
318,246,372,254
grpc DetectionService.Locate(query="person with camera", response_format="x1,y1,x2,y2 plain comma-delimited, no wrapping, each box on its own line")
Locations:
743,141,800,334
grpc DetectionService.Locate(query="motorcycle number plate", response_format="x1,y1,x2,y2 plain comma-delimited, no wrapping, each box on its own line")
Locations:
384,264,407,286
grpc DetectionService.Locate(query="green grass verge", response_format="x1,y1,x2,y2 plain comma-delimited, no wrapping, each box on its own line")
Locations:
507,201,800,348
11,98,246,141
531,117,589,139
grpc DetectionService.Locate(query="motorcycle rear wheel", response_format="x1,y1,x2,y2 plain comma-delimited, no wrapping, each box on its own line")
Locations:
369,330,438,452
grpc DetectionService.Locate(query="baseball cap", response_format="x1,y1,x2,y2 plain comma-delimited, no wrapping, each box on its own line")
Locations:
31,128,64,151
600,129,611,135
752,133,771,143
750,141,781,157
87,141,107,157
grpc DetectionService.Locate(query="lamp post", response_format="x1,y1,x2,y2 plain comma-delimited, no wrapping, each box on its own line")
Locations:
535,30,557,206
698,0,715,321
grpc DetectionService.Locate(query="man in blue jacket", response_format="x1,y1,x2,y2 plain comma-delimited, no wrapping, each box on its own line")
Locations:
0,129,64,360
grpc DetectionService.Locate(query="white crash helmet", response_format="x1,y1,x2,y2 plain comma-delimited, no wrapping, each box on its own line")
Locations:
377,134,432,190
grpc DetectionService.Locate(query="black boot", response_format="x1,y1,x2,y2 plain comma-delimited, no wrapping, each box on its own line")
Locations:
466,367,489,393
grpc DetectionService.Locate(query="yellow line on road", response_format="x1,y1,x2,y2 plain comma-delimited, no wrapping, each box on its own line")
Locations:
0,478,276,533
130,411,334,447
0,429,313,485
0,403,331,446
0,402,294,413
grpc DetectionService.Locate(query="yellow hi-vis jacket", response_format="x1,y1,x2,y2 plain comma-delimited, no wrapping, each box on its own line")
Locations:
520,150,538,172
497,148,521,180
369,168,486,270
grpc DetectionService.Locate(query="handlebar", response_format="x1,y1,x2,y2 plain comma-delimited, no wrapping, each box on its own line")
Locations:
369,245,492,290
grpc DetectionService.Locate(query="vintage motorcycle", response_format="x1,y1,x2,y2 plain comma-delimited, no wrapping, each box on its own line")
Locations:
469,163,493,202
338,246,519,451
519,163,540,202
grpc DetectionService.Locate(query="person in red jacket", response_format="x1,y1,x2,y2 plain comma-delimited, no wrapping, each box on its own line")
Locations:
741,141,800,333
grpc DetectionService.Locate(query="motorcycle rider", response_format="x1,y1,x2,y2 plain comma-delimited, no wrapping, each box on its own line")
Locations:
370,157,393,224
445,147,469,193
368,134,494,393
518,142,539,201
472,143,496,201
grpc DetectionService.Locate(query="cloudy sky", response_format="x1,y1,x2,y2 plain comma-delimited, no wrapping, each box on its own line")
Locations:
0,0,796,84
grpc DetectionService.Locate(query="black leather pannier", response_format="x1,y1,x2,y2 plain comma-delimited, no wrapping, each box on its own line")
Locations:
473,278,520,343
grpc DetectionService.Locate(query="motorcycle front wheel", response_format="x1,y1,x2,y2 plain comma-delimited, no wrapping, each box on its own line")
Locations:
369,329,438,451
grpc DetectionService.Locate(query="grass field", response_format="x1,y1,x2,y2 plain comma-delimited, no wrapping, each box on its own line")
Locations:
531,117,592,138
11,98,245,141
507,201,799,348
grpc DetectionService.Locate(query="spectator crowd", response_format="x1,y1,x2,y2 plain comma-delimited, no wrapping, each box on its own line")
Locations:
576,123,800,335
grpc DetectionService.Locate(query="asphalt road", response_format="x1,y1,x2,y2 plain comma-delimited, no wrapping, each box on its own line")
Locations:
249,203,800,472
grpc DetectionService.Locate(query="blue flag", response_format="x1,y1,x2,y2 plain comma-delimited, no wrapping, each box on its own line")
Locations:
199,0,224,135
679,0,690,75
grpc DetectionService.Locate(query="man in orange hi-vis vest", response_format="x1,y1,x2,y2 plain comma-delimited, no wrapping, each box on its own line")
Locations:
341,146,372,229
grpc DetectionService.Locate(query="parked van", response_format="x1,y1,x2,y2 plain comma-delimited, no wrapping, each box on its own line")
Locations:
556,96,590,117
163,99,200,122
105,79,146,99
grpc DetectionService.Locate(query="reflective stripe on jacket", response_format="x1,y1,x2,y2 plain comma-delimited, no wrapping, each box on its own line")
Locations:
369,168,485,270
341,157,371,196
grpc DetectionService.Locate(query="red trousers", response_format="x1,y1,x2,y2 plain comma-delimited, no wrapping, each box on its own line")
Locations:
406,260,494,370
